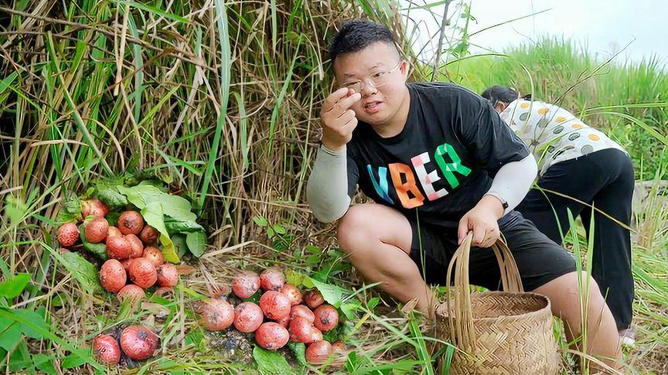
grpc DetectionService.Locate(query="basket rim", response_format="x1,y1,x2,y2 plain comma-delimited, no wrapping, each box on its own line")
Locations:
435,291,553,322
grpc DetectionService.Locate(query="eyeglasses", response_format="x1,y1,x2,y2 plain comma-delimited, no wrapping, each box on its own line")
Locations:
339,61,402,93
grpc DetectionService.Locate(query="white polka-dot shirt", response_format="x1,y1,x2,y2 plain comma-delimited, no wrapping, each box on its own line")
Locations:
500,99,625,175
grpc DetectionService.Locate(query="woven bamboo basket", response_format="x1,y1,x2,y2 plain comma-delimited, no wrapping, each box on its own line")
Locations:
436,233,559,375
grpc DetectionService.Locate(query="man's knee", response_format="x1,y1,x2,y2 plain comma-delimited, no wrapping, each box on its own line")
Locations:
337,204,375,251
537,272,606,319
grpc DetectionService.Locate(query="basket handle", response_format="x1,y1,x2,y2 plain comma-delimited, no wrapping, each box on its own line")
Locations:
445,232,524,349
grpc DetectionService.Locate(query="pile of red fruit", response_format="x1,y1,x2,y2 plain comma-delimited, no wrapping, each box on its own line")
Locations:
92,325,160,365
198,267,340,365
56,199,179,304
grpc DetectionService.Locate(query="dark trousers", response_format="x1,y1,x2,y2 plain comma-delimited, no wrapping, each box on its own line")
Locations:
516,148,635,330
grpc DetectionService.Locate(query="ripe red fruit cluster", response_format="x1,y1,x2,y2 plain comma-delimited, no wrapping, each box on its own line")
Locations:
56,199,178,303
198,267,339,364
92,325,159,366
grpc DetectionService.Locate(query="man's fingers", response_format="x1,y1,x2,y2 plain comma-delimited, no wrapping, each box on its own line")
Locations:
341,116,358,133
323,89,360,113
457,217,469,245
337,109,356,123
472,226,486,247
333,92,362,114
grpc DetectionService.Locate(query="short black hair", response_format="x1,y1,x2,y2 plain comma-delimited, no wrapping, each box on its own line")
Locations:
329,20,398,63
481,85,520,106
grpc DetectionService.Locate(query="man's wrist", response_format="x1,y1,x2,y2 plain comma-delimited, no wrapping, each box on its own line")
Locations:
321,138,345,153
480,194,506,219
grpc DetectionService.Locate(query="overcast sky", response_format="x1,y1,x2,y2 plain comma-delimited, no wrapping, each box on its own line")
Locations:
403,0,668,66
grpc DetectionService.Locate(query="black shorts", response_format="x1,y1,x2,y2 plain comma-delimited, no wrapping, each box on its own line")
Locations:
408,213,577,291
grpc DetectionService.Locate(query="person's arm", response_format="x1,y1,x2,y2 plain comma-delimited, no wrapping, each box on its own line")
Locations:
484,153,537,216
306,145,352,223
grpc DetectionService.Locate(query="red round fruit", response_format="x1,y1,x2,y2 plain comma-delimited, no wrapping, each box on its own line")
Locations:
280,284,302,306
259,291,291,320
143,247,164,267
85,217,109,243
139,225,160,245
156,263,179,287
57,222,79,247
259,268,285,292
306,340,333,364
232,271,261,299
128,258,157,289
81,199,109,219
200,298,235,331
117,284,145,305
58,248,70,254
233,302,264,333
125,234,144,258
117,211,144,235
332,341,344,353
119,325,159,360
290,305,315,323
275,315,290,328
106,236,132,260
289,317,314,344
107,226,122,239
310,327,323,343
313,304,339,332
255,322,289,350
99,259,127,293
92,334,121,365
120,258,134,271
303,288,325,309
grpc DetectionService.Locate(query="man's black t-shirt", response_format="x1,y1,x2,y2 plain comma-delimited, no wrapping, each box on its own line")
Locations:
346,82,530,231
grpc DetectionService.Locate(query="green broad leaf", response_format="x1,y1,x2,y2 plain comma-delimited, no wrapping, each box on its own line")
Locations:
273,224,286,235
368,297,380,310
171,234,188,259
253,216,268,227
94,179,127,207
0,273,31,299
82,242,107,260
33,353,56,375
13,308,48,339
8,343,31,372
252,346,296,375
340,300,362,320
305,245,320,254
285,270,308,287
0,322,22,351
186,231,206,257
287,341,306,366
307,277,349,308
164,218,204,233
141,202,179,263
62,348,88,369
59,252,103,294
64,194,81,214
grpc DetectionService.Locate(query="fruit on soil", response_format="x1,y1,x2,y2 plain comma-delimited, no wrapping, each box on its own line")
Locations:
106,236,132,260
57,222,79,247
125,234,144,258
107,226,122,239
310,327,323,343
142,247,164,267
139,225,159,245
117,284,146,305
119,325,159,360
81,199,108,219
99,259,127,293
92,334,121,365
156,263,179,287
303,288,325,309
254,322,289,350
117,211,144,235
305,340,333,364
200,299,235,331
313,304,339,332
232,271,261,298
290,305,315,323
259,291,291,320
85,217,109,243
128,258,157,289
259,268,285,292
289,317,314,343
280,284,302,306
233,302,264,333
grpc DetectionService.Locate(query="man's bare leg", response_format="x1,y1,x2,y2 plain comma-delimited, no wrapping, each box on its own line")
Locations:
533,272,622,371
337,204,435,314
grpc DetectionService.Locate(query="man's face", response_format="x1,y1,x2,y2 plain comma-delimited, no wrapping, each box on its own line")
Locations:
333,42,409,127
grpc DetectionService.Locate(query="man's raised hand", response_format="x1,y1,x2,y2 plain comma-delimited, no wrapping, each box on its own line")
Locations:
320,88,362,151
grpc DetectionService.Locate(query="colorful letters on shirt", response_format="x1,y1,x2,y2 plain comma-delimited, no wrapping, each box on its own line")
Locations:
366,141,471,209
